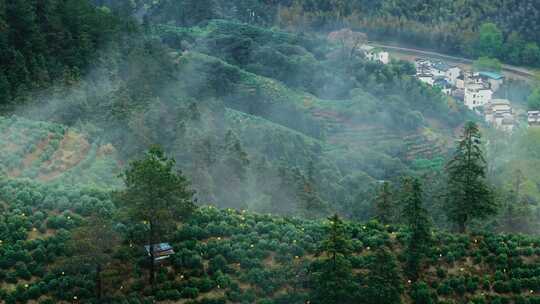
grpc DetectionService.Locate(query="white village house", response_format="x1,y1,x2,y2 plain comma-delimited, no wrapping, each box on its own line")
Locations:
455,74,466,90
414,58,461,95
464,83,493,110
411,57,518,133
360,45,390,64
414,58,432,72
484,99,515,132
529,111,540,127
433,77,452,95
411,57,513,120
417,73,435,86
431,62,461,86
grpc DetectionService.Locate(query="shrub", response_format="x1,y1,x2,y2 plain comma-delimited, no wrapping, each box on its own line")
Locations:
181,287,199,299
410,281,434,304
209,255,229,274
493,280,511,293
436,267,446,279
437,282,452,296
510,278,522,293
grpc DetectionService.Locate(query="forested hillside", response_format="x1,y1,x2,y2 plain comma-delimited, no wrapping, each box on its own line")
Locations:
3,0,540,303
0,0,131,108
2,16,470,220
141,0,540,67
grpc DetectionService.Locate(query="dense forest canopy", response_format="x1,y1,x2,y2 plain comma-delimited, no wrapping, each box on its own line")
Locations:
0,0,135,108
141,0,540,67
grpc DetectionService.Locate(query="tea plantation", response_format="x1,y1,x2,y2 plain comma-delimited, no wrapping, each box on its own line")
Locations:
2,175,540,303
0,116,121,189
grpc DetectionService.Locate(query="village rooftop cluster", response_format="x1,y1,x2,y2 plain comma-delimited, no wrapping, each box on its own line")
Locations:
358,45,526,133
413,57,519,132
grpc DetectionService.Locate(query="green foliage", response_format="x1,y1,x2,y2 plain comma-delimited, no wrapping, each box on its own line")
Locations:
528,89,540,111
310,214,355,303
476,23,504,58
3,182,540,303
118,146,196,232
410,281,435,304
1,16,466,220
320,214,352,262
310,256,356,304
117,146,196,288
375,182,395,225
0,0,124,108
361,246,403,304
473,57,503,73
445,122,496,232
400,177,431,280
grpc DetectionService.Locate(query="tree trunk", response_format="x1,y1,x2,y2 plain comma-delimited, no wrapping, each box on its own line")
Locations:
96,263,102,300
149,222,155,292
458,219,466,234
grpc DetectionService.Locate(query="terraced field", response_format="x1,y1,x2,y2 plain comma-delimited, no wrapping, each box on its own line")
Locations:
403,133,446,161
0,116,121,188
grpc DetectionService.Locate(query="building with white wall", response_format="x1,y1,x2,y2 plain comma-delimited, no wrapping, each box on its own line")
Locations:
464,83,493,110
434,77,453,95
484,99,514,132
360,45,390,64
432,62,461,86
417,73,434,86
529,111,540,127
485,99,512,122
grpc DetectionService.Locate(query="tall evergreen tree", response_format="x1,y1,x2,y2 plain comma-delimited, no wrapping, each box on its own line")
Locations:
400,177,431,281
216,130,250,208
361,246,403,304
445,122,496,233
375,181,394,224
0,70,11,105
68,211,119,300
117,146,196,290
500,169,532,233
310,214,355,304
320,214,352,267
299,161,330,219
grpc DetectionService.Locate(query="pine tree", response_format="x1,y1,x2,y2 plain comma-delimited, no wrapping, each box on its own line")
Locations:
445,122,496,233
117,146,196,290
223,130,249,181
68,211,119,300
500,169,532,233
299,161,330,219
400,177,431,281
298,179,329,219
6,0,41,54
0,69,11,105
375,181,394,224
310,214,355,304
320,214,352,267
361,246,403,304
217,130,250,208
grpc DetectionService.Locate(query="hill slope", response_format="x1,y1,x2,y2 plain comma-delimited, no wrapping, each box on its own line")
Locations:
2,179,540,303
7,20,470,218
0,116,121,189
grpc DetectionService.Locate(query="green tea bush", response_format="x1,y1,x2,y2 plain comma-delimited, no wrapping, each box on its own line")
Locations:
410,281,435,304
181,287,200,299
